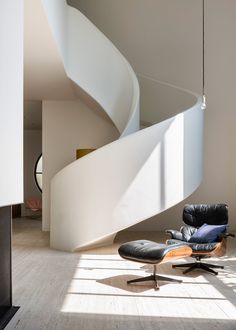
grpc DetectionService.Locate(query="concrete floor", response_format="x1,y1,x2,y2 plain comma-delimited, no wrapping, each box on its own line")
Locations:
6,217,236,330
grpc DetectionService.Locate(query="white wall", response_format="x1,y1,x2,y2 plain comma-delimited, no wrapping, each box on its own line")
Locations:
69,0,236,230
42,100,119,230
133,0,236,231
22,130,42,216
0,0,23,207
68,0,202,93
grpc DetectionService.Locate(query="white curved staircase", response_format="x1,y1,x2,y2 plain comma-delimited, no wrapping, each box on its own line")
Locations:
41,0,204,251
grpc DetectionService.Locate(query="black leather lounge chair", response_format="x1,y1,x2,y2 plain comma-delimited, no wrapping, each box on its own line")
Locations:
166,204,235,275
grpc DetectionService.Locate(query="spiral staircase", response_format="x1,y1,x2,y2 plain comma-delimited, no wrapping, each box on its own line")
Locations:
40,0,204,252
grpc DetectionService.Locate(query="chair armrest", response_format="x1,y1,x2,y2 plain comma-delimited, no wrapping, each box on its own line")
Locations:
165,229,183,240
219,232,235,239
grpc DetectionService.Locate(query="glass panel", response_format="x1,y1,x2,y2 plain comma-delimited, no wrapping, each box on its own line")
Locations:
34,154,42,192
36,156,42,173
36,174,42,190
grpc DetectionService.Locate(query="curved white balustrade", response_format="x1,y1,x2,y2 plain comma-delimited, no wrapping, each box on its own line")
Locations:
41,0,204,251
50,87,203,251
41,0,139,136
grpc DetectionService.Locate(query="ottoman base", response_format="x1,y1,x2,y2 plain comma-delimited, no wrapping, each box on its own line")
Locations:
127,264,182,290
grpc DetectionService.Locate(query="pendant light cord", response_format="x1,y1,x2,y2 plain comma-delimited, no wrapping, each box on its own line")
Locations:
202,0,206,109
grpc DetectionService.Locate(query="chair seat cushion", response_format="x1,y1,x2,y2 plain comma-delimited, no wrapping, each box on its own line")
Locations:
166,238,219,253
118,240,191,264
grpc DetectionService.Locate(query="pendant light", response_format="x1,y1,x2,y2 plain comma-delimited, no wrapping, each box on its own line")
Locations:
202,0,206,109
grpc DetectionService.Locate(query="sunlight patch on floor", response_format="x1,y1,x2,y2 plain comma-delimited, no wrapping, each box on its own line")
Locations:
60,253,236,320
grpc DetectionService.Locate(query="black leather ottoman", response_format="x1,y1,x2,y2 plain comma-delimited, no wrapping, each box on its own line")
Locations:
118,240,192,290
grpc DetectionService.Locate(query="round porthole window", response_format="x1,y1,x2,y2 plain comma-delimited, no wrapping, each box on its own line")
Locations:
34,154,42,192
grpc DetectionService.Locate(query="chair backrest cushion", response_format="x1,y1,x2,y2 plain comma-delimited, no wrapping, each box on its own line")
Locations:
183,204,228,227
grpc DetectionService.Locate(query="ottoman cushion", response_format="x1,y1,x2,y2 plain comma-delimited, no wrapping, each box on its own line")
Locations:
118,240,191,264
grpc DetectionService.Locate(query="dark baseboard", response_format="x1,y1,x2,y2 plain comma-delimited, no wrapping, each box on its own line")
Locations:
0,307,19,330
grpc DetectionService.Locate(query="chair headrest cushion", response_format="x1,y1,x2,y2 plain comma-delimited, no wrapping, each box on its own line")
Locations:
183,204,228,227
